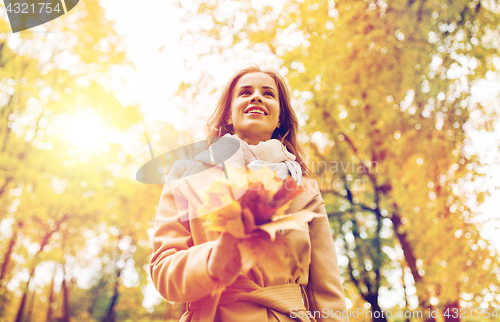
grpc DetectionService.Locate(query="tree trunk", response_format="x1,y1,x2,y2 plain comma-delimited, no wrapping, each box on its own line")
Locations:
14,268,35,322
45,266,57,322
1,120,12,153
8,216,65,320
25,285,36,322
400,263,411,322
0,220,22,287
391,207,436,322
102,268,121,322
14,284,27,322
366,295,388,322
61,264,70,322
0,176,13,200
444,300,461,322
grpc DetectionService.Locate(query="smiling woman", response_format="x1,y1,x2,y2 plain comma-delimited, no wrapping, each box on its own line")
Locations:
206,65,310,178
228,72,281,145
150,64,349,322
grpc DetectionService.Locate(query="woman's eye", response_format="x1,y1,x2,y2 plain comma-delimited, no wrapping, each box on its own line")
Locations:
240,90,250,95
265,92,275,97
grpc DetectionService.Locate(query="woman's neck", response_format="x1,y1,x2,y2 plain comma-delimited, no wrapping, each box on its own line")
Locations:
233,132,272,146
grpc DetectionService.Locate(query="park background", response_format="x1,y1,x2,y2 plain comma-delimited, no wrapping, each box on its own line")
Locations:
0,0,499,321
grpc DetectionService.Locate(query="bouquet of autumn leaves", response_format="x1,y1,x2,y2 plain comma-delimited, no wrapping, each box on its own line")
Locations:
198,164,321,292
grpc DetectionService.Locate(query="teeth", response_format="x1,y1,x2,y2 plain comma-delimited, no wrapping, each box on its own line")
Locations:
246,109,265,115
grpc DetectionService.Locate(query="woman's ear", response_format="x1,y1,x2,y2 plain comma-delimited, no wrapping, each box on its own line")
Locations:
227,118,232,125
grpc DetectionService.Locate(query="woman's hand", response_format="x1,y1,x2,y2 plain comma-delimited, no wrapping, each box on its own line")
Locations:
283,160,302,185
207,232,242,286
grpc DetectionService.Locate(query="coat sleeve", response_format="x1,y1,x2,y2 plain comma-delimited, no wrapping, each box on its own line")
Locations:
149,162,219,303
305,180,349,322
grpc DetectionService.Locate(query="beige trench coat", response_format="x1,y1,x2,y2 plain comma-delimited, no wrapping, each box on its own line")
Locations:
149,139,349,322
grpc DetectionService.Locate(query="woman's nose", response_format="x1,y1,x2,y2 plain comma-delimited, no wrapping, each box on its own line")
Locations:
250,94,263,103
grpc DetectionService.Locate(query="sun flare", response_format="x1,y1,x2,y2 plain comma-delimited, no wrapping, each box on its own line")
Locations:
62,109,110,153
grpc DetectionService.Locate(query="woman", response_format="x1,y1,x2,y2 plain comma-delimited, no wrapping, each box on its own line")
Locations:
150,65,348,322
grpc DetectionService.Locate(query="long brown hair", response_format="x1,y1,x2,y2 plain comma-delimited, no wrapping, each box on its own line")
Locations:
206,64,312,178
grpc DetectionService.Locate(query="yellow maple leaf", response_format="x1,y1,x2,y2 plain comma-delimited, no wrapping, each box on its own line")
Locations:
203,201,246,238
246,166,282,201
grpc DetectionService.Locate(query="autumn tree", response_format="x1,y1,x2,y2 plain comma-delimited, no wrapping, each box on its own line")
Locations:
0,1,166,321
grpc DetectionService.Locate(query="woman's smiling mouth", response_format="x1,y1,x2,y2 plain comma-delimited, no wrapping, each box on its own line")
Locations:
244,106,268,115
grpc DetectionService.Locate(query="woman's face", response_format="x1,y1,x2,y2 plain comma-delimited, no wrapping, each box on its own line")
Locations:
229,72,280,145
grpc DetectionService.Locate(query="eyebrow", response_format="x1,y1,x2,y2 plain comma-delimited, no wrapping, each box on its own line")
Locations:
238,85,277,93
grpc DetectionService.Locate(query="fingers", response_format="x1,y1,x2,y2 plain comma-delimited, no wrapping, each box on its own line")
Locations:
275,163,289,180
284,160,296,179
293,161,302,185
247,160,266,171
284,160,302,185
